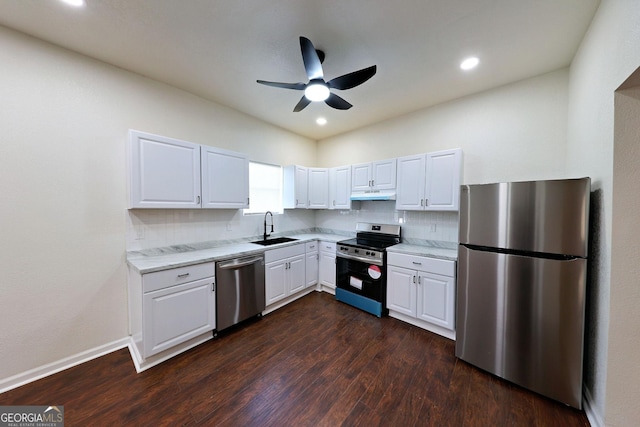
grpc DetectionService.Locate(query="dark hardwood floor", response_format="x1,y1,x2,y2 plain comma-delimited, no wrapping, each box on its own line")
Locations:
0,292,589,426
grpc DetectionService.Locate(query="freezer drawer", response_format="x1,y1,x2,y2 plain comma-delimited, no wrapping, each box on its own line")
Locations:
455,245,587,409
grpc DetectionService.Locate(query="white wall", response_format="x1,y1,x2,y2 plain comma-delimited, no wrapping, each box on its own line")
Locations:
318,69,570,185
610,85,640,427
565,1,640,425
0,25,315,383
316,70,569,247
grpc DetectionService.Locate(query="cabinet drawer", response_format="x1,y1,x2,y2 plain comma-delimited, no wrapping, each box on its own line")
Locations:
265,243,305,263
320,241,336,253
143,262,215,293
306,241,318,253
388,253,455,277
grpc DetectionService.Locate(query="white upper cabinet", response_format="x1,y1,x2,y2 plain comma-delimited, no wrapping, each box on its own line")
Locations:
351,158,397,192
283,165,308,209
395,148,462,211
201,145,249,209
395,154,426,211
425,148,462,210
307,168,329,209
129,130,201,209
329,165,352,210
128,130,249,209
284,165,329,209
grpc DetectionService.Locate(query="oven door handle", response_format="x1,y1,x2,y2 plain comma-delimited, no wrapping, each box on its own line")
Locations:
336,252,384,267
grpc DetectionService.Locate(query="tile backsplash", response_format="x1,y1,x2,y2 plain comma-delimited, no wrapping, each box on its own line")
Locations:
126,201,459,251
315,201,459,244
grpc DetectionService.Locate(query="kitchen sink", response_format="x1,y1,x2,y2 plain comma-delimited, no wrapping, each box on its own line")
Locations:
251,237,298,246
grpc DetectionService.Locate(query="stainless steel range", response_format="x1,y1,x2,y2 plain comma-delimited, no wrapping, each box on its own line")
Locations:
336,223,401,317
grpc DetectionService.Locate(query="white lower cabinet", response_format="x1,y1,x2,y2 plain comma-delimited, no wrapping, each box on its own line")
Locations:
131,262,216,363
318,241,337,292
387,252,456,339
305,241,319,288
265,243,306,306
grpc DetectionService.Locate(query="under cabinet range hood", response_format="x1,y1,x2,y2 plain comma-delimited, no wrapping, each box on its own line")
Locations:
350,190,396,201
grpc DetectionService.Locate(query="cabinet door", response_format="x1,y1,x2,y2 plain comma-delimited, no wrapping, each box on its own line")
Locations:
265,261,287,305
307,168,329,209
351,162,372,191
386,265,416,317
305,244,319,287
283,165,308,209
330,165,352,209
295,166,308,208
318,252,336,289
143,277,215,357
417,272,455,330
425,148,462,211
288,254,307,294
372,158,397,190
395,154,426,210
201,146,249,209
129,130,201,209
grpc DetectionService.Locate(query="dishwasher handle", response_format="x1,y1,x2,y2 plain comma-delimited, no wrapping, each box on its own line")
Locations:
217,256,264,270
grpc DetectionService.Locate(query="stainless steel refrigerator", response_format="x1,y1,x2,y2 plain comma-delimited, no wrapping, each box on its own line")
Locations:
456,177,590,409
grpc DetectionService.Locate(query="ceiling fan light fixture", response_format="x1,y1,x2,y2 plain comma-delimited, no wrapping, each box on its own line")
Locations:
460,56,479,71
304,83,330,102
60,0,86,7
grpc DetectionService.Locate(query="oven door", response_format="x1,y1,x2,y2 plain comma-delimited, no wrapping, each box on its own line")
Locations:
336,254,386,303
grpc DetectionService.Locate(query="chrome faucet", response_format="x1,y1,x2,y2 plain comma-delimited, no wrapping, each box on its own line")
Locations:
263,211,274,241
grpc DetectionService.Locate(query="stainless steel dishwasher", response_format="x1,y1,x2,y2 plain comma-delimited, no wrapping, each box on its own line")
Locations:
215,255,265,332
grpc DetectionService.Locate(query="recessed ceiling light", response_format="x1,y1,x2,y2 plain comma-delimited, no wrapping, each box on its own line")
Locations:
60,0,85,7
460,56,479,71
316,117,327,126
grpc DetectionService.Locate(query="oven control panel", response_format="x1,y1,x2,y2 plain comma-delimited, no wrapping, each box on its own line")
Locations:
337,244,384,265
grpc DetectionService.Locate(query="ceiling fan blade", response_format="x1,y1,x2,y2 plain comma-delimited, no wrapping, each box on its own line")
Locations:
327,65,377,90
293,96,312,112
256,80,306,90
300,36,324,81
325,93,352,110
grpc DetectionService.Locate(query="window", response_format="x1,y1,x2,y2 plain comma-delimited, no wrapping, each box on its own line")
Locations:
243,161,283,215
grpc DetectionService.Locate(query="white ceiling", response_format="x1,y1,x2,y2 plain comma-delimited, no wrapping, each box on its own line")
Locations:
0,0,600,140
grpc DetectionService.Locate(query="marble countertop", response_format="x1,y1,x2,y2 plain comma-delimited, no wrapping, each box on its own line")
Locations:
127,229,459,274
126,232,349,274
387,242,458,261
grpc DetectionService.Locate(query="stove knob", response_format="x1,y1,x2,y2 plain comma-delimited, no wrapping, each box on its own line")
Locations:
366,251,371,256
370,252,376,257
354,249,359,254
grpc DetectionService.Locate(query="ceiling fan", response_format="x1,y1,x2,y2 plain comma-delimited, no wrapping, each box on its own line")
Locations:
257,36,377,112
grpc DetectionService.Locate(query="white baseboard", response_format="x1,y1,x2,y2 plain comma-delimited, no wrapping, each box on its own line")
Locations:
388,310,456,341
583,385,603,427
263,287,315,315
127,333,213,373
0,337,130,394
